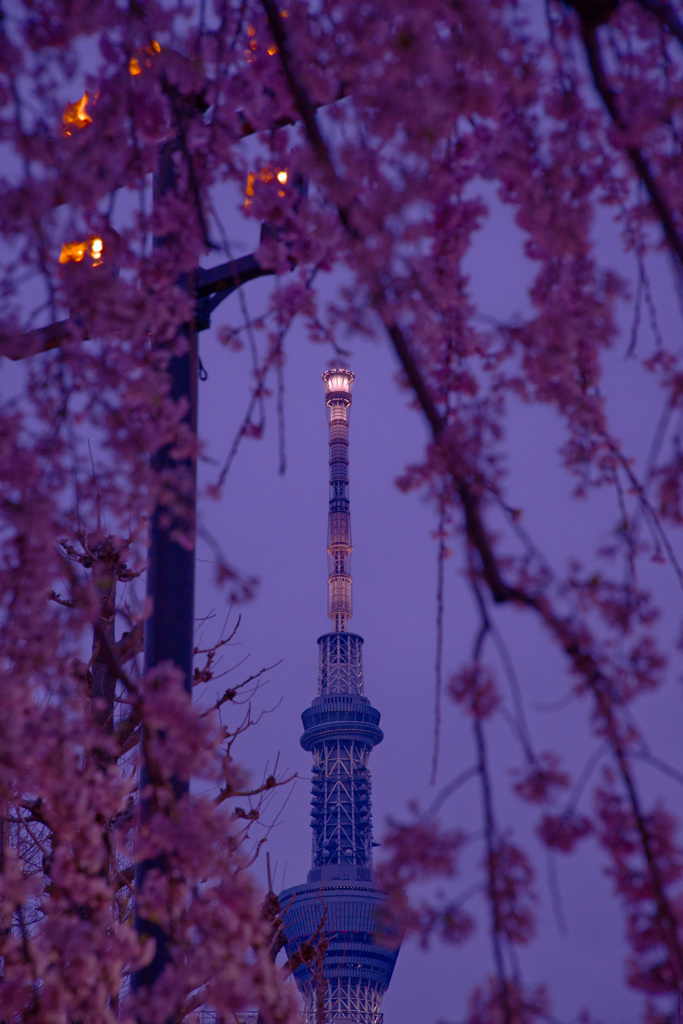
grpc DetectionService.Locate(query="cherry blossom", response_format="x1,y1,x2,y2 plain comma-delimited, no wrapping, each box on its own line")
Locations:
3,0,683,1021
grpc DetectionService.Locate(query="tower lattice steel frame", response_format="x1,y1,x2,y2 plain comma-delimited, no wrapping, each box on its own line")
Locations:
280,369,401,1024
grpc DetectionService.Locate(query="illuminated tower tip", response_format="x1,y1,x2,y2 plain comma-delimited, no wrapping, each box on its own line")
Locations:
323,368,354,633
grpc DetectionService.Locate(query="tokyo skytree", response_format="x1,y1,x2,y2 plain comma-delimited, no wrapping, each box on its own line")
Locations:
280,369,402,1024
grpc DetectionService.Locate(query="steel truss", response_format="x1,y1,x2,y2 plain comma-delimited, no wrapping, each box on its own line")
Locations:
311,740,373,866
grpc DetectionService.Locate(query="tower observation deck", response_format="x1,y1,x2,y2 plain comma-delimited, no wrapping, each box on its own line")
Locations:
280,370,401,1024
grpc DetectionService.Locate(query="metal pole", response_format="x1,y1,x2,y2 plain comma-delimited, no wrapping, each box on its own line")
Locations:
132,143,273,1007
133,139,198,1000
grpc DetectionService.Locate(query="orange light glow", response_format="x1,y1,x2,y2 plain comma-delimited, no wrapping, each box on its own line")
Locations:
245,167,289,207
129,41,161,76
59,236,104,266
246,24,278,59
62,92,93,136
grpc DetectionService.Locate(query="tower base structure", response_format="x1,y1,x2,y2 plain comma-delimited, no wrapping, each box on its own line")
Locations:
280,866,401,1024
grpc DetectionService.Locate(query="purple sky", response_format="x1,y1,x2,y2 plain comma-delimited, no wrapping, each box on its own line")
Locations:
1,4,682,1016
3,150,681,1024
2,0,683,1015
191,184,683,1023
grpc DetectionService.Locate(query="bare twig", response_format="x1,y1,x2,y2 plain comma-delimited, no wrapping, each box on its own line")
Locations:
431,501,447,785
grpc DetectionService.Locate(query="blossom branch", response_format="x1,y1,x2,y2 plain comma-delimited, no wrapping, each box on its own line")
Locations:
255,0,683,1000
577,15,683,270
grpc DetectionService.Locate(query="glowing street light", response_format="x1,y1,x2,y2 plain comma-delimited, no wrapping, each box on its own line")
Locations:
62,92,93,135
129,40,161,77
245,166,290,208
59,236,104,265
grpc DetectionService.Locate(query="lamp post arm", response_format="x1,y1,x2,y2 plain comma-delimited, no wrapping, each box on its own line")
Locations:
195,255,275,332
195,254,273,299
1,255,275,361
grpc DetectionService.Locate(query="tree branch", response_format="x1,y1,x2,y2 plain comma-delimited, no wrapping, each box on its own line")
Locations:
632,0,683,47
579,17,683,269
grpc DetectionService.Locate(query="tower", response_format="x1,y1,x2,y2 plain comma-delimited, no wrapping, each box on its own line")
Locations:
280,369,401,1024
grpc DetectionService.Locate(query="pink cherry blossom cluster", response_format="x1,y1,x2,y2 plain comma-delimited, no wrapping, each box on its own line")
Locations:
3,0,683,1020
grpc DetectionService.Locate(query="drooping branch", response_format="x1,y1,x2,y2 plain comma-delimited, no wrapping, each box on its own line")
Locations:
576,13,683,269
263,3,683,994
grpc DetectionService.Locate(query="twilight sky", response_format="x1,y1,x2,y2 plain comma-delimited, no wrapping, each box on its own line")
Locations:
189,184,683,1024
3,150,680,1024
2,8,683,1022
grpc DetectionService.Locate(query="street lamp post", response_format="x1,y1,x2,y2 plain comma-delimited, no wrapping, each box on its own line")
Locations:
2,143,280,1007
134,143,278,996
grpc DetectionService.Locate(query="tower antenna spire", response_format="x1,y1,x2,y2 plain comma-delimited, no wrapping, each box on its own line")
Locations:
322,368,354,633
280,369,402,1024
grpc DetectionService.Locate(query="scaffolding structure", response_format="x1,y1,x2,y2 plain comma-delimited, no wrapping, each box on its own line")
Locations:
280,370,401,1024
